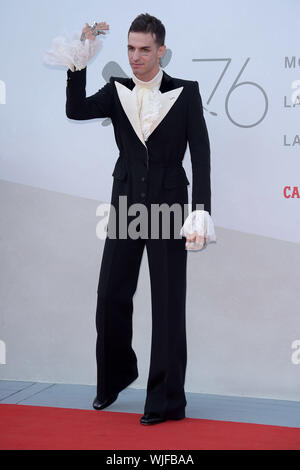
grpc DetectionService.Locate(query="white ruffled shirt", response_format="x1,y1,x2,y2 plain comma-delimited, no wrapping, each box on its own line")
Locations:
131,68,163,142
43,33,216,251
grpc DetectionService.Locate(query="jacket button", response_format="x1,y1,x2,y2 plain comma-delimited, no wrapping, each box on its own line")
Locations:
141,192,146,198
141,176,147,182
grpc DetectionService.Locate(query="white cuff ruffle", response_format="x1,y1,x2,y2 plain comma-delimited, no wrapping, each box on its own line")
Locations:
43,32,102,72
180,210,217,251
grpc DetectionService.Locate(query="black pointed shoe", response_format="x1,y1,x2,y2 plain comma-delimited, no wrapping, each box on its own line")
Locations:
92,393,118,410
140,413,166,425
140,410,185,425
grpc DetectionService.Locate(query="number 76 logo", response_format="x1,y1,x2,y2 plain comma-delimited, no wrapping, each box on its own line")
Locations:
193,57,268,128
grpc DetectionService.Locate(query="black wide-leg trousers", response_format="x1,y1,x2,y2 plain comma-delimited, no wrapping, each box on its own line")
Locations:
95,176,188,417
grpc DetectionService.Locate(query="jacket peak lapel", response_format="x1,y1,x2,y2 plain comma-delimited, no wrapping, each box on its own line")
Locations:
113,70,184,146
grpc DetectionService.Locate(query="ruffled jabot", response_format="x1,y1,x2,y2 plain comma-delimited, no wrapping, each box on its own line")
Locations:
131,68,163,141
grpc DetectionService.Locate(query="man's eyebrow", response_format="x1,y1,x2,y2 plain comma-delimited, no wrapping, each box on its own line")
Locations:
127,45,151,49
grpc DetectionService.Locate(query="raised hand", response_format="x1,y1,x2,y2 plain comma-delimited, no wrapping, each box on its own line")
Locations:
81,21,110,42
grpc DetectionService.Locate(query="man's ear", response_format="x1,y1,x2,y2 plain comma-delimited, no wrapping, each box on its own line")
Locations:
159,44,166,59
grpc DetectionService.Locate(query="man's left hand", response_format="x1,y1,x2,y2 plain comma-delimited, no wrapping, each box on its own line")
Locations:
185,231,206,249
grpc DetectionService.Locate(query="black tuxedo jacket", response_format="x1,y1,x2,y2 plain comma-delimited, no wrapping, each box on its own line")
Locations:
66,67,211,216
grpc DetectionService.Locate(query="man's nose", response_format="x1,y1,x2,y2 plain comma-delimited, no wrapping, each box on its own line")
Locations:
133,51,141,61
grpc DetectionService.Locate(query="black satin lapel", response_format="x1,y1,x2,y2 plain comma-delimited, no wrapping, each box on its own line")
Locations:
159,70,173,93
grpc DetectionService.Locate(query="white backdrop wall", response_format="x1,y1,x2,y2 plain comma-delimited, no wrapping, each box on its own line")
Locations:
1,0,300,401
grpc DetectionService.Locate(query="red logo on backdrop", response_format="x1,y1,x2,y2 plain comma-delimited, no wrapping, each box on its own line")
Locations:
283,186,300,198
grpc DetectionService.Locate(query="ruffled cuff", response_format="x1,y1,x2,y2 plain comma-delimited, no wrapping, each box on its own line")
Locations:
180,210,216,251
43,32,102,72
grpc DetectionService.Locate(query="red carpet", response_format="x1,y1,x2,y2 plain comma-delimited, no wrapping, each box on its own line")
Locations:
0,404,300,450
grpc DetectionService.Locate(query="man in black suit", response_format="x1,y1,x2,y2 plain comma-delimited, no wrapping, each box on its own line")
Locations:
66,13,212,425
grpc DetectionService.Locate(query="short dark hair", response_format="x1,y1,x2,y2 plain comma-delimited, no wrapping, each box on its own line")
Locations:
128,13,166,48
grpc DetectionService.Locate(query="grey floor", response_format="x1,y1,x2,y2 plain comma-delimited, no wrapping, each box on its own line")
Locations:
1,380,300,428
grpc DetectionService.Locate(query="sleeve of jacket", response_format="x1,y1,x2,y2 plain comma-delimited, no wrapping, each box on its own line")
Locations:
66,66,113,120
187,80,211,215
